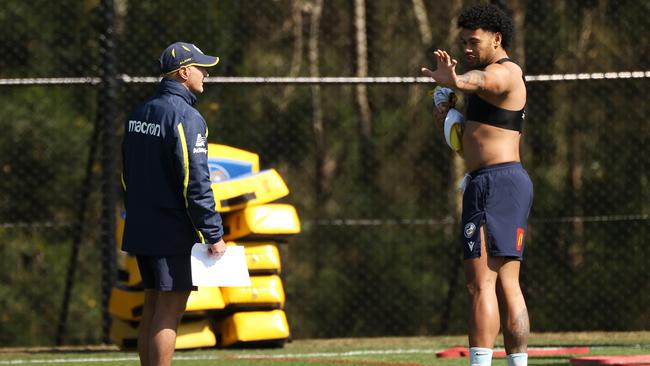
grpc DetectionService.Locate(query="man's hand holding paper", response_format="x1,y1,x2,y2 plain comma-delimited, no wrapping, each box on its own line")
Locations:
190,243,251,287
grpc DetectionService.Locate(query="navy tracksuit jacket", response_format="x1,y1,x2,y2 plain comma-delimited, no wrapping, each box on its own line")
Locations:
121,78,223,255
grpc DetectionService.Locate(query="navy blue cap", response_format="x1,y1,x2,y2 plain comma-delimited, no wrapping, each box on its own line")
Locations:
159,42,220,74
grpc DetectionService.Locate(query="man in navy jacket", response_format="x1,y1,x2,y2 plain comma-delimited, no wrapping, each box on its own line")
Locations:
121,42,226,366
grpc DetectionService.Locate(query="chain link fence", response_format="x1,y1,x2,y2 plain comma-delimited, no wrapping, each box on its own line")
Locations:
0,0,648,346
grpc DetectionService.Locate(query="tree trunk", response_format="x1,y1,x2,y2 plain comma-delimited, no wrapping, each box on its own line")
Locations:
277,0,306,111
307,0,326,205
353,0,377,197
411,0,432,47
567,7,594,268
509,0,526,66
439,0,465,334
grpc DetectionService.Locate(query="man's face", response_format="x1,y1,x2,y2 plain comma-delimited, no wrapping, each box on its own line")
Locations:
459,28,500,69
182,65,209,94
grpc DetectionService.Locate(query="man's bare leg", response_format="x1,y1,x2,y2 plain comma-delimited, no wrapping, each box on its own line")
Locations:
464,225,504,348
497,260,529,354
148,291,190,366
138,290,158,366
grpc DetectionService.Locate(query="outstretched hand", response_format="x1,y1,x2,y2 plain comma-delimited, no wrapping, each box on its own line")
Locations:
421,49,458,88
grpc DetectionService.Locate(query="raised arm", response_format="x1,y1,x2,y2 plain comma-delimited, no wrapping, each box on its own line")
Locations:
421,49,511,95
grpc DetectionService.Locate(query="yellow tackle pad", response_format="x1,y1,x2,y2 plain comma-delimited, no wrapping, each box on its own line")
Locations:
110,317,216,350
211,169,289,213
117,254,142,286
220,275,285,310
240,242,282,274
208,143,260,182
109,285,226,321
216,310,290,347
108,285,145,321
223,204,300,241
186,287,226,312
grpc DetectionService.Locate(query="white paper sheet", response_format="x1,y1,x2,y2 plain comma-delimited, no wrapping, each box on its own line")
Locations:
190,244,251,287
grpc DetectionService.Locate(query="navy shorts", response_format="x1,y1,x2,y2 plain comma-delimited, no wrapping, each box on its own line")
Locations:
461,162,533,260
136,255,197,291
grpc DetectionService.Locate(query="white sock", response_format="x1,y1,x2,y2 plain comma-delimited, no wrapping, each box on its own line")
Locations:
507,352,528,366
469,347,493,366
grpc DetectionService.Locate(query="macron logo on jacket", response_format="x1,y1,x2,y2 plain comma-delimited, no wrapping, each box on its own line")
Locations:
128,120,161,137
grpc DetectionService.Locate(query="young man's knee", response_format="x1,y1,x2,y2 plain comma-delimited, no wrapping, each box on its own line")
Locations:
466,279,498,297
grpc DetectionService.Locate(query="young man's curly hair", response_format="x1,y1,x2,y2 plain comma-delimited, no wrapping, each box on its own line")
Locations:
457,4,514,49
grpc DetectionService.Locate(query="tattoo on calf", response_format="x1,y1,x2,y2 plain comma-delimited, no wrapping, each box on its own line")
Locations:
507,308,530,352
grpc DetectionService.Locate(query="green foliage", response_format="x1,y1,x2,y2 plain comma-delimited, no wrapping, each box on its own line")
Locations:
0,229,102,345
0,86,95,223
0,0,99,77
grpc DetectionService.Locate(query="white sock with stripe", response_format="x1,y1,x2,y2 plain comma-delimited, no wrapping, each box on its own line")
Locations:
469,347,493,366
506,352,528,366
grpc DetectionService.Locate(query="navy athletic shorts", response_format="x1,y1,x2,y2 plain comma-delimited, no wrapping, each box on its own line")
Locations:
460,162,533,260
136,255,197,291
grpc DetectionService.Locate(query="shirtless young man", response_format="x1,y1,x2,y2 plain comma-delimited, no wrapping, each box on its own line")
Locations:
421,4,533,366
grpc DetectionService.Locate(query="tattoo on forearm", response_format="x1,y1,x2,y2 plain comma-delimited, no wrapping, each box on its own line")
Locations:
458,71,486,90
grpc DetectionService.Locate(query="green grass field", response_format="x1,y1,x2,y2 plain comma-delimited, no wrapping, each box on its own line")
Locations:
1,332,649,366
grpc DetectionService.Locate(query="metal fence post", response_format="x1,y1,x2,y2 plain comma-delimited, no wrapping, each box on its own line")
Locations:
98,0,118,345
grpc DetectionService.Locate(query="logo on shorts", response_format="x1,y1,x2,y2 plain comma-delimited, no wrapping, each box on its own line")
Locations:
516,227,525,251
464,222,476,239
467,241,475,251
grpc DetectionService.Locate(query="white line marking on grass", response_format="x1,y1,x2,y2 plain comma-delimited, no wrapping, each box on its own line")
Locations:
0,355,229,365
0,356,140,364
234,349,440,359
0,349,439,364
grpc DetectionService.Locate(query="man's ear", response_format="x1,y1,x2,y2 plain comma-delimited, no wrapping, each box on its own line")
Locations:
177,66,190,81
494,32,502,48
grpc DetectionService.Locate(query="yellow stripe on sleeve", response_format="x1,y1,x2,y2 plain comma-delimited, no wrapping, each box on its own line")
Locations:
177,123,190,208
177,122,207,244
120,172,126,191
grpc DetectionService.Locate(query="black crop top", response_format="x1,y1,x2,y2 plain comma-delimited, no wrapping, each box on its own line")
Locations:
465,58,525,132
